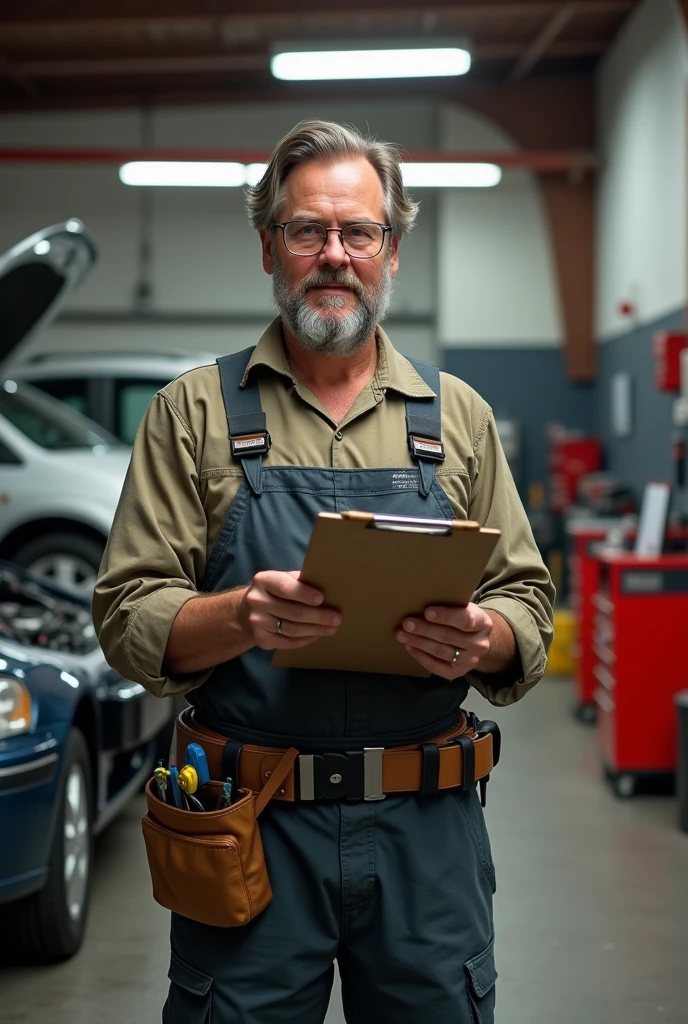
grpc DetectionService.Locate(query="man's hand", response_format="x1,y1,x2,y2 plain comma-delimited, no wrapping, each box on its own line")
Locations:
395,603,503,680
240,570,342,650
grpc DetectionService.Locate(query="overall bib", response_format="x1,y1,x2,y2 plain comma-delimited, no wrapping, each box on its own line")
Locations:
164,349,498,1024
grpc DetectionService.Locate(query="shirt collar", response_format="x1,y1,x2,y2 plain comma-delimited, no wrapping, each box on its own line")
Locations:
240,317,436,399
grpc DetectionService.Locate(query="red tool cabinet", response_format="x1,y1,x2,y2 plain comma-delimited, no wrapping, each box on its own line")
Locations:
566,521,612,720
592,552,688,796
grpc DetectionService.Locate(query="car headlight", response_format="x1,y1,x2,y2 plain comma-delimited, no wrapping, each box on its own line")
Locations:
0,677,32,738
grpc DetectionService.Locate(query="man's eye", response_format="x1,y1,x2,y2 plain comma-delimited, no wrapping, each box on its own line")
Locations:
349,226,372,239
296,224,318,236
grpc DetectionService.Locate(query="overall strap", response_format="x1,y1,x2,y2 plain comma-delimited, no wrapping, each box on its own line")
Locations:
404,358,445,497
216,348,271,497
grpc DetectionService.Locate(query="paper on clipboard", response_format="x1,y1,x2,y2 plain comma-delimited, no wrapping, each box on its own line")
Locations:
272,511,500,677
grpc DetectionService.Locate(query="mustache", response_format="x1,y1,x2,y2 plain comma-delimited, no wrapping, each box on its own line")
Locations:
300,270,363,298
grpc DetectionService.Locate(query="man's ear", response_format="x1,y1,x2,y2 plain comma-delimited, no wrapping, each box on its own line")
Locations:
260,229,274,275
389,234,401,277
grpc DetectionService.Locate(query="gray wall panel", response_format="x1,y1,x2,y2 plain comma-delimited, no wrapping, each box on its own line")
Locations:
442,348,595,497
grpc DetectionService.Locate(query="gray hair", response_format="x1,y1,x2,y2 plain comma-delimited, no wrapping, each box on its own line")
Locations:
245,119,419,236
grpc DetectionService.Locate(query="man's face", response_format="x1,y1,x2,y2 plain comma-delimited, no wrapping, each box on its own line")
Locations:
260,158,400,357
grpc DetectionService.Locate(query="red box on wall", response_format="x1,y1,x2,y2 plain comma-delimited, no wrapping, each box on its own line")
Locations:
549,437,603,513
653,331,687,391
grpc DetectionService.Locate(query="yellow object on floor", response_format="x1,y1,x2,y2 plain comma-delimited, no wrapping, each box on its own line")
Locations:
546,608,576,676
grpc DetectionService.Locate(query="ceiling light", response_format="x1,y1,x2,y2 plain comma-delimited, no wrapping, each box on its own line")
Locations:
245,163,268,186
33,240,51,255
270,41,470,81
118,161,247,187
401,163,501,188
117,160,501,189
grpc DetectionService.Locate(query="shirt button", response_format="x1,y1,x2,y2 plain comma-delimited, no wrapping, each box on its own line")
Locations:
335,430,343,441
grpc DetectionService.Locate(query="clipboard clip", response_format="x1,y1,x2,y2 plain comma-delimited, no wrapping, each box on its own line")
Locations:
342,512,480,536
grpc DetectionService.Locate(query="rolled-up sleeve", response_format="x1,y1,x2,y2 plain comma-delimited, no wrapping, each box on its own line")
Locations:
92,391,212,697
467,410,555,706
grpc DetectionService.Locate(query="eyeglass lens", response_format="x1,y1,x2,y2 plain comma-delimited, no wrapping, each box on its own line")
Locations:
283,223,384,257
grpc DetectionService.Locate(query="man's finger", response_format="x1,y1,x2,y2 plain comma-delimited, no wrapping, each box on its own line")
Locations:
261,571,324,606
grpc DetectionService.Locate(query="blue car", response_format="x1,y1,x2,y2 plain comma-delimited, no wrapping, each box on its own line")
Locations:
0,560,173,961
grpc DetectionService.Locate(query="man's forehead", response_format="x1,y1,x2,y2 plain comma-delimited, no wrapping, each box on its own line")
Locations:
281,157,385,213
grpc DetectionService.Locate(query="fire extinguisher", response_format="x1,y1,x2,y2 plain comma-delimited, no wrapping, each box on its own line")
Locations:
672,431,686,489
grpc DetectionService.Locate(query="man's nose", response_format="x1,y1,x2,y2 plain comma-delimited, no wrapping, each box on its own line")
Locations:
318,230,350,268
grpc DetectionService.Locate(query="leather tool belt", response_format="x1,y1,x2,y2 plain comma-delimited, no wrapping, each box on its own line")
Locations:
176,706,500,805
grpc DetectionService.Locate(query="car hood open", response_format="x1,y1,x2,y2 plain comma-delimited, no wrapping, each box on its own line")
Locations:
0,219,98,368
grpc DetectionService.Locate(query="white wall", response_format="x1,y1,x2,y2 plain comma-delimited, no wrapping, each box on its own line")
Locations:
437,104,563,347
596,0,688,339
0,100,439,364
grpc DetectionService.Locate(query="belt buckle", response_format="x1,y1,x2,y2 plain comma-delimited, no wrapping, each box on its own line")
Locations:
296,748,386,801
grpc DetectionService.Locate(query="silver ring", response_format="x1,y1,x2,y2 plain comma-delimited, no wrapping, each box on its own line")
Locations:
451,648,461,664
277,619,283,635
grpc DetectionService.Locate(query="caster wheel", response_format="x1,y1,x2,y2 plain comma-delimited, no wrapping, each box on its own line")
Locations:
614,774,636,798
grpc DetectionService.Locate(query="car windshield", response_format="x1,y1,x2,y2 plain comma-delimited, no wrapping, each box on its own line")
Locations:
0,379,123,451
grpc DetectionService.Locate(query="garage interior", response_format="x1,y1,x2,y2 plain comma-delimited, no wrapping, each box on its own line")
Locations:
1,1,688,1022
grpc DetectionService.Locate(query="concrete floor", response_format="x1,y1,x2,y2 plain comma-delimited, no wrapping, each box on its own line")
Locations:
1,679,688,1023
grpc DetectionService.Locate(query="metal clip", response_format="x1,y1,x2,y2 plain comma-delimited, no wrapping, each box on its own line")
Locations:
363,747,386,801
298,754,315,801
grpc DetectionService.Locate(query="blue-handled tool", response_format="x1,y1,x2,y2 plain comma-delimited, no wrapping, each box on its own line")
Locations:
184,743,210,787
168,765,183,808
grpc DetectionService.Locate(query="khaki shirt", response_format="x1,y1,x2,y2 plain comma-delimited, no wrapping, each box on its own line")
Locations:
93,319,554,707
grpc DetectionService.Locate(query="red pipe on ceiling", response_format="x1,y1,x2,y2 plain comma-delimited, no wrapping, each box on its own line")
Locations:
0,148,597,173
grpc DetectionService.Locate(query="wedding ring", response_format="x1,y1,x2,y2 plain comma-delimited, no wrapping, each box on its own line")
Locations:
451,648,461,664
277,619,283,635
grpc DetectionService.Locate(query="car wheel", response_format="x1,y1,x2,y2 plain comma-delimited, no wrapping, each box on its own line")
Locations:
13,532,105,597
13,728,94,962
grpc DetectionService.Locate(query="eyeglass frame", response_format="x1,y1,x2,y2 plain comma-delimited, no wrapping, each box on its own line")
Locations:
273,221,393,259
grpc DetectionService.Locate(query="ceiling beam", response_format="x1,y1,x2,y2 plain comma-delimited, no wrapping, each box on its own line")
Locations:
0,53,38,95
0,1,636,31
510,1,580,81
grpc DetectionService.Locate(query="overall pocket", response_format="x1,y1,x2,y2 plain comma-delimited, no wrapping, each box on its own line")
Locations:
464,938,498,1024
142,778,272,928
163,951,213,1024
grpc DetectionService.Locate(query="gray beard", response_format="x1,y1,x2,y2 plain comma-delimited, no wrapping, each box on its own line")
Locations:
272,257,394,357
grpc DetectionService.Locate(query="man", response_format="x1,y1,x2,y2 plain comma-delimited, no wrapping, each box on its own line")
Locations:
93,119,554,1024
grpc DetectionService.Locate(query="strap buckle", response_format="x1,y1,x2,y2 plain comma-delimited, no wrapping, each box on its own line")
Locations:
230,431,271,457
408,434,445,462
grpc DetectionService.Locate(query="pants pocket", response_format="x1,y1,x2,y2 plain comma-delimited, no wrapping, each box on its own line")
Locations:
464,938,497,1024
453,787,497,894
163,951,213,1024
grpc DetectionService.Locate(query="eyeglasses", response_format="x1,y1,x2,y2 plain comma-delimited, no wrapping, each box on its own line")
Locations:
274,221,392,259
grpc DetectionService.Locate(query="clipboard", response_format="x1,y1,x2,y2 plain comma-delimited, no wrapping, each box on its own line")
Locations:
272,510,500,677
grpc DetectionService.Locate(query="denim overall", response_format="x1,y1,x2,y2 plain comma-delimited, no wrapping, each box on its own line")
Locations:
164,349,498,1024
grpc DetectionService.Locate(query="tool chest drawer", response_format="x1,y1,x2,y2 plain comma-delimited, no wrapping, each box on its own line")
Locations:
591,552,688,796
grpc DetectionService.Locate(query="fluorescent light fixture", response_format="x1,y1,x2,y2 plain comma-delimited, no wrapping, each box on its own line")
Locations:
401,163,501,188
271,45,470,81
119,161,246,187
118,160,501,189
245,163,268,186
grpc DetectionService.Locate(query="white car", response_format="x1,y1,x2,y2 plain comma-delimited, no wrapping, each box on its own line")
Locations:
0,220,130,595
13,351,220,446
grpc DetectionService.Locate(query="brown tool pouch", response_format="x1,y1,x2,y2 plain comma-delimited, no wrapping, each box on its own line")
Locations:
141,747,298,928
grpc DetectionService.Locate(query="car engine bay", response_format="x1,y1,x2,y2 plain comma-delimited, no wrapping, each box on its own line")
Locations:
0,565,97,655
